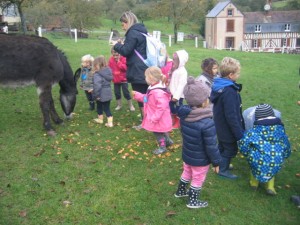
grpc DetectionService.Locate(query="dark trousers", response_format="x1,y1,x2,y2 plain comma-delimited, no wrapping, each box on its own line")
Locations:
131,83,148,107
96,100,112,117
114,83,131,100
84,90,94,102
218,141,238,158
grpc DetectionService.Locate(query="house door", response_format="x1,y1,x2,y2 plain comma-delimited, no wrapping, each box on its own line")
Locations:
226,37,235,49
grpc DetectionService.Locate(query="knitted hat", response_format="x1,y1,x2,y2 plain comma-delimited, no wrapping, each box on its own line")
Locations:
255,104,275,120
183,76,210,107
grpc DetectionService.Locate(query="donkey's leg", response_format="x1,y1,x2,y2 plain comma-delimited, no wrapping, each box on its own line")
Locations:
47,90,64,125
49,97,64,125
38,86,54,131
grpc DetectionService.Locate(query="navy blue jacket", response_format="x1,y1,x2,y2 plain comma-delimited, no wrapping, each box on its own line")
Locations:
178,105,221,167
114,23,148,84
210,78,245,143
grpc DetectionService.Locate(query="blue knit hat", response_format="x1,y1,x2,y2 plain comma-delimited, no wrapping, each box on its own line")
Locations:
255,104,275,120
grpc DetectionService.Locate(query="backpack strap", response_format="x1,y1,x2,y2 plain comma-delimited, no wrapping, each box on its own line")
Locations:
134,32,147,63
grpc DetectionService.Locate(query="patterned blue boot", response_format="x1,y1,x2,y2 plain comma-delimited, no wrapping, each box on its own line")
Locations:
186,186,208,209
174,178,189,198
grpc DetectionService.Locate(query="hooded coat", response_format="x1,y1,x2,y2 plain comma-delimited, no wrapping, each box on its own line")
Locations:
113,23,148,84
210,77,244,143
133,82,172,132
93,67,113,102
238,117,291,182
169,50,189,100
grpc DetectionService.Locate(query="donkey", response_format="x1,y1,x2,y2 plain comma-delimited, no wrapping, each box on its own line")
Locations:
0,34,77,135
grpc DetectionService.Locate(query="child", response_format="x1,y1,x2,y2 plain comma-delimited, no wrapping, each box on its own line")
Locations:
161,54,173,86
79,54,95,110
132,66,173,155
196,58,219,114
169,50,189,129
196,58,219,87
238,104,291,195
93,56,114,127
210,57,244,179
175,76,221,208
108,48,135,111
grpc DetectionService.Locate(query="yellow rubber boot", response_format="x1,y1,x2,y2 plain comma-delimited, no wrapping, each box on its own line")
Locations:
105,116,113,127
250,172,259,190
94,115,103,124
265,177,277,196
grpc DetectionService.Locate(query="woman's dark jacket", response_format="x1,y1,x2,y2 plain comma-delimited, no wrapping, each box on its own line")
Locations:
178,105,221,167
114,23,148,84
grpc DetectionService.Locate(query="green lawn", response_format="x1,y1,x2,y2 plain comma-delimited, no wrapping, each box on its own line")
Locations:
0,34,299,225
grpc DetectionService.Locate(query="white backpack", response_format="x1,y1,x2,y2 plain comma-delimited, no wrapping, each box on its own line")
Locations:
134,32,167,68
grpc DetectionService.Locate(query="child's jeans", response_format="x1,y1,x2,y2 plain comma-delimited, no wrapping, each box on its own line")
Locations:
85,90,94,102
181,163,210,187
114,83,131,100
96,100,112,117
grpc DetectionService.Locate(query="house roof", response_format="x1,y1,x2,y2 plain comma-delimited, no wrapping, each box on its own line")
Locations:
244,10,300,24
206,0,231,17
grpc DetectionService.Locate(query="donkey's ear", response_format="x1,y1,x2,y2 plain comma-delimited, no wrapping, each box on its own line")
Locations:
74,68,81,83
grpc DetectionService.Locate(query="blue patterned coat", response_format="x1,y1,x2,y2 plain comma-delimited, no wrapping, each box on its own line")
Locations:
238,118,291,182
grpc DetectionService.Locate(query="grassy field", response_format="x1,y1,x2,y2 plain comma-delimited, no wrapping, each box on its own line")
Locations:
0,33,299,225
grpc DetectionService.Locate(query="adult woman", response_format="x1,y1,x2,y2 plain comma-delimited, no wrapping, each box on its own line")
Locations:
112,11,148,129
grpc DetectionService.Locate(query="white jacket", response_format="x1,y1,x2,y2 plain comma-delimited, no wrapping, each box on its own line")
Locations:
169,50,188,100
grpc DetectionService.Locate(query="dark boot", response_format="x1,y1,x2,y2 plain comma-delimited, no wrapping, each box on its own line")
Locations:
218,157,238,179
291,195,300,208
89,101,95,110
174,178,189,198
164,134,174,147
186,186,208,209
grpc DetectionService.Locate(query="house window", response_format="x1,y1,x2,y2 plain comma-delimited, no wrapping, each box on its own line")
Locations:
226,37,235,49
227,9,233,16
296,38,300,47
285,24,291,31
281,38,287,47
227,20,234,32
255,25,261,32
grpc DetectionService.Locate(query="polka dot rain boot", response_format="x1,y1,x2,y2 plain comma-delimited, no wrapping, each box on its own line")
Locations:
186,186,208,209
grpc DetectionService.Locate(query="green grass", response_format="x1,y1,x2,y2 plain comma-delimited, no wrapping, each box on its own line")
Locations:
0,34,299,225
272,0,289,9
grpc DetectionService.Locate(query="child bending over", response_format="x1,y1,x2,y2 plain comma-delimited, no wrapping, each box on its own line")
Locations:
238,104,291,195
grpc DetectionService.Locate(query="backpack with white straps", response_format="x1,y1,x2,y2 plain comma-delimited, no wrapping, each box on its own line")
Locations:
134,32,167,68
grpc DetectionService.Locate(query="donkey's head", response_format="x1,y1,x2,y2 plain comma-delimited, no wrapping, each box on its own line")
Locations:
60,91,76,119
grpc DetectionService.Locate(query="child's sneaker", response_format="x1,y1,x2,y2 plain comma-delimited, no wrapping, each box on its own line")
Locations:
153,147,167,155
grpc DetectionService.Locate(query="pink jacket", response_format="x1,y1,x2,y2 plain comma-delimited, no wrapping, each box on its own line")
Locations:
133,82,172,132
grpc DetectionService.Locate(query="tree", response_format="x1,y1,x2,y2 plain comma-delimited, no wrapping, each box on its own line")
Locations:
0,0,36,33
153,0,204,43
285,0,300,10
